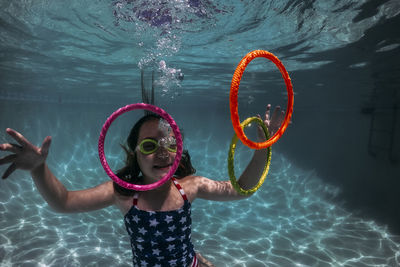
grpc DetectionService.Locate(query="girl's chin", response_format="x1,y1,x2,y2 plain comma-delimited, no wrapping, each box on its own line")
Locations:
153,164,172,172
151,165,172,177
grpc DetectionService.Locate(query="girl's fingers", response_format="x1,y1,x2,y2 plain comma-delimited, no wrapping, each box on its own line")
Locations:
2,163,17,179
265,104,271,121
0,143,21,154
6,128,30,147
40,136,52,156
0,154,17,165
271,106,281,120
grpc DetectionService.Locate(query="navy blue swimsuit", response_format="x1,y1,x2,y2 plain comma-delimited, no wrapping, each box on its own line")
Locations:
124,178,198,267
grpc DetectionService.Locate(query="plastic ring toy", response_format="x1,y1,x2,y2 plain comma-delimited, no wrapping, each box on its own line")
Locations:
98,103,183,191
230,50,294,149
228,117,272,195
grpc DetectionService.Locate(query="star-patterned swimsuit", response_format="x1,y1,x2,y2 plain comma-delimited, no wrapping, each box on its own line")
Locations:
124,178,198,267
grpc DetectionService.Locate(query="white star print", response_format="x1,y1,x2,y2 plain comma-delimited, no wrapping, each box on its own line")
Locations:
152,248,161,256
125,180,196,266
138,227,147,235
165,215,173,223
155,230,162,237
149,218,159,227
131,215,140,223
166,236,175,242
169,259,177,265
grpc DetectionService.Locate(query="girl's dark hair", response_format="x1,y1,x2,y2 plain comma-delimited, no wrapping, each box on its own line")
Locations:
113,113,196,196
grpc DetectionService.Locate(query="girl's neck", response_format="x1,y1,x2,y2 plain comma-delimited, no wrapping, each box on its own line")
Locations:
141,176,173,194
139,179,176,209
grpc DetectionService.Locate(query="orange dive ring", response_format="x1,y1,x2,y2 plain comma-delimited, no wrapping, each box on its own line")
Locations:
230,50,294,149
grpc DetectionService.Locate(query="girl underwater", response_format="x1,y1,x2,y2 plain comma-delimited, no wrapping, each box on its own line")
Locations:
0,74,285,266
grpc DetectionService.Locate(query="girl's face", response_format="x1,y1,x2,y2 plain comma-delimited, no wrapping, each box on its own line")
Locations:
136,119,176,183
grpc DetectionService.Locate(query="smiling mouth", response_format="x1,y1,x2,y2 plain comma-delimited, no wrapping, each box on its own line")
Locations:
154,163,172,169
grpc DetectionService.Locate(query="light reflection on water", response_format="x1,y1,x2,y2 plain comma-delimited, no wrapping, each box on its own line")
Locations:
0,112,399,266
1,0,400,265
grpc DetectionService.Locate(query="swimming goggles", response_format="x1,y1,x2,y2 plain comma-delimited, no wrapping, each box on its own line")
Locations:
136,137,177,155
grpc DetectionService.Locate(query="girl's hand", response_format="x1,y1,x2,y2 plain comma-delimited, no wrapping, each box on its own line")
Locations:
257,104,285,141
0,128,51,179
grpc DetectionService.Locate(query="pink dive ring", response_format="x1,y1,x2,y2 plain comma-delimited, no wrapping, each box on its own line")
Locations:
98,103,183,191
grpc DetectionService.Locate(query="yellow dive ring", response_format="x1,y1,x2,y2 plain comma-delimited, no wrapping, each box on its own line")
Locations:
228,117,272,195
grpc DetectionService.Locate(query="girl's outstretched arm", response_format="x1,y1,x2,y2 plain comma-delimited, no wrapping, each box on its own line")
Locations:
0,128,114,213
193,105,285,201
237,105,284,191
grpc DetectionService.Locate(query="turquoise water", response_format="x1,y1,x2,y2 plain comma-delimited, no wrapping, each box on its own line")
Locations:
0,102,399,266
1,0,400,266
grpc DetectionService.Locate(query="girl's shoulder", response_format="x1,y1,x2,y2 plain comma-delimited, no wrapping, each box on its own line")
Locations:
177,175,204,186
176,175,207,202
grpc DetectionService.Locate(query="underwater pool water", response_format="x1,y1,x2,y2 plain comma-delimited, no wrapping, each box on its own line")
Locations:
1,0,400,266
0,102,399,266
